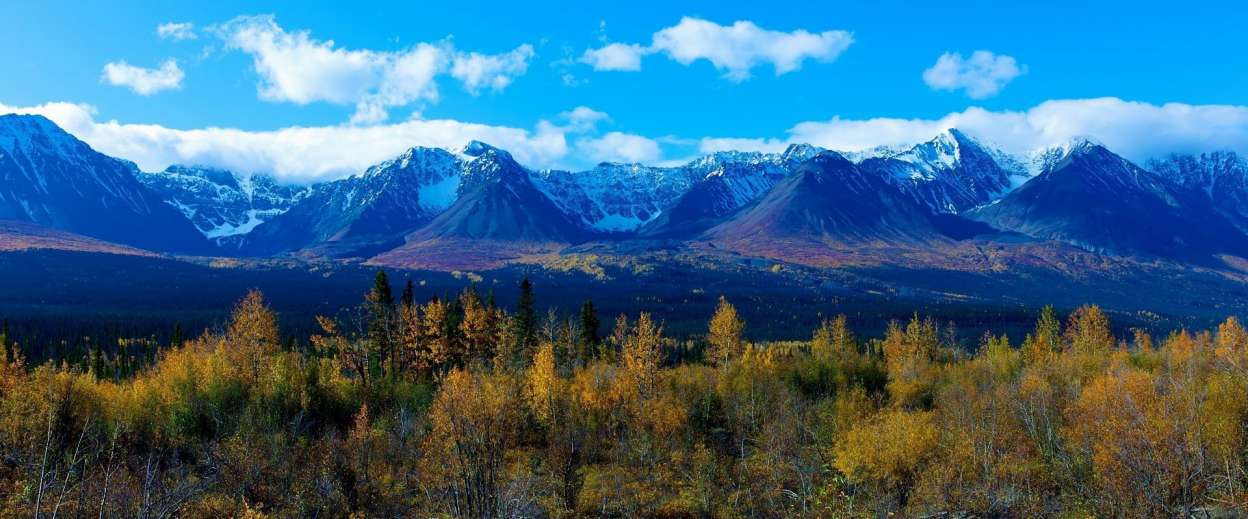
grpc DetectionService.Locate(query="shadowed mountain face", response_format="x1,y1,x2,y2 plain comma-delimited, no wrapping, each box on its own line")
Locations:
638,144,819,239
970,142,1248,262
404,143,587,243
858,129,1026,214
1148,151,1248,234
369,144,590,269
702,152,948,254
0,114,209,254
237,146,466,258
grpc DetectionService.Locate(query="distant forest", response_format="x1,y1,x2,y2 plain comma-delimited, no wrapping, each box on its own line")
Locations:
1,272,1247,517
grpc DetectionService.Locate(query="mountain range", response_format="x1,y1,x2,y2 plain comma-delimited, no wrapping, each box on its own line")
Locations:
4,112,1248,274
0,115,210,253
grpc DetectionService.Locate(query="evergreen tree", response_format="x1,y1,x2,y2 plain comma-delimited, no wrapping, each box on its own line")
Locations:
578,300,600,360
401,279,415,309
486,288,496,310
367,270,397,378
443,294,465,367
515,277,537,356
0,319,8,362
371,270,395,309
171,321,184,348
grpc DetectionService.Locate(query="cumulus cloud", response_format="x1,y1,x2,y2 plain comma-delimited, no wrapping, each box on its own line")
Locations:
212,15,533,124
653,17,853,80
583,17,852,80
0,101,570,184
101,60,184,95
450,44,535,94
576,131,662,163
156,22,197,41
706,98,1248,164
923,50,1023,99
580,43,646,71
560,106,610,132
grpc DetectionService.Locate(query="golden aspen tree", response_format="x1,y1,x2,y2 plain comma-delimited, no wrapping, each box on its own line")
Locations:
419,298,453,373
311,315,370,387
611,312,628,341
621,312,663,401
1066,366,1202,516
1022,305,1061,364
1065,304,1114,355
459,288,493,363
882,315,939,409
811,318,835,360
1215,316,1248,366
526,342,561,424
707,296,745,367
834,409,938,507
397,302,424,373
1132,328,1155,353
1201,372,1248,502
526,342,588,511
426,368,521,519
224,290,279,383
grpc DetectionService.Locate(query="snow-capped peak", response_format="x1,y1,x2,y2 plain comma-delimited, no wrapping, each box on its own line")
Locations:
781,143,824,164
0,114,89,158
460,140,512,160
1026,136,1108,176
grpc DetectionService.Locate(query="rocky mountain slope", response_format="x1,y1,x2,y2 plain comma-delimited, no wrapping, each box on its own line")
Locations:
0,114,208,253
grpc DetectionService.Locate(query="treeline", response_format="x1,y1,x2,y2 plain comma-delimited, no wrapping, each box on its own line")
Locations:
1,272,1248,517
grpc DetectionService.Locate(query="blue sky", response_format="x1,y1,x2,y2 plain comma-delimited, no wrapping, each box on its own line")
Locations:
3,0,1247,182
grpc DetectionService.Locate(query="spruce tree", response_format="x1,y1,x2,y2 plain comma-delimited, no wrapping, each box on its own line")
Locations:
371,270,395,309
578,299,600,360
443,294,465,366
401,279,415,309
171,321,184,348
368,270,397,378
0,319,8,362
515,277,536,356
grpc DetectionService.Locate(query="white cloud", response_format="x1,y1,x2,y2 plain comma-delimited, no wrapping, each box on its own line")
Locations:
101,60,184,95
561,106,610,132
7,97,1248,186
215,15,398,106
357,43,446,124
580,43,647,71
157,22,197,41
576,131,662,163
653,17,852,80
213,15,533,124
0,101,570,184
923,50,1023,99
450,44,535,94
707,98,1248,164
589,17,852,80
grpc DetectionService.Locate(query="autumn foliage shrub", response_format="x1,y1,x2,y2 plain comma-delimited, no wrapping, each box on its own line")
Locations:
1,282,1247,517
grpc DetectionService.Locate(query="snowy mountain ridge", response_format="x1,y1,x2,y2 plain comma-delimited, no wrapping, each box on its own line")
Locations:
137,165,310,241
